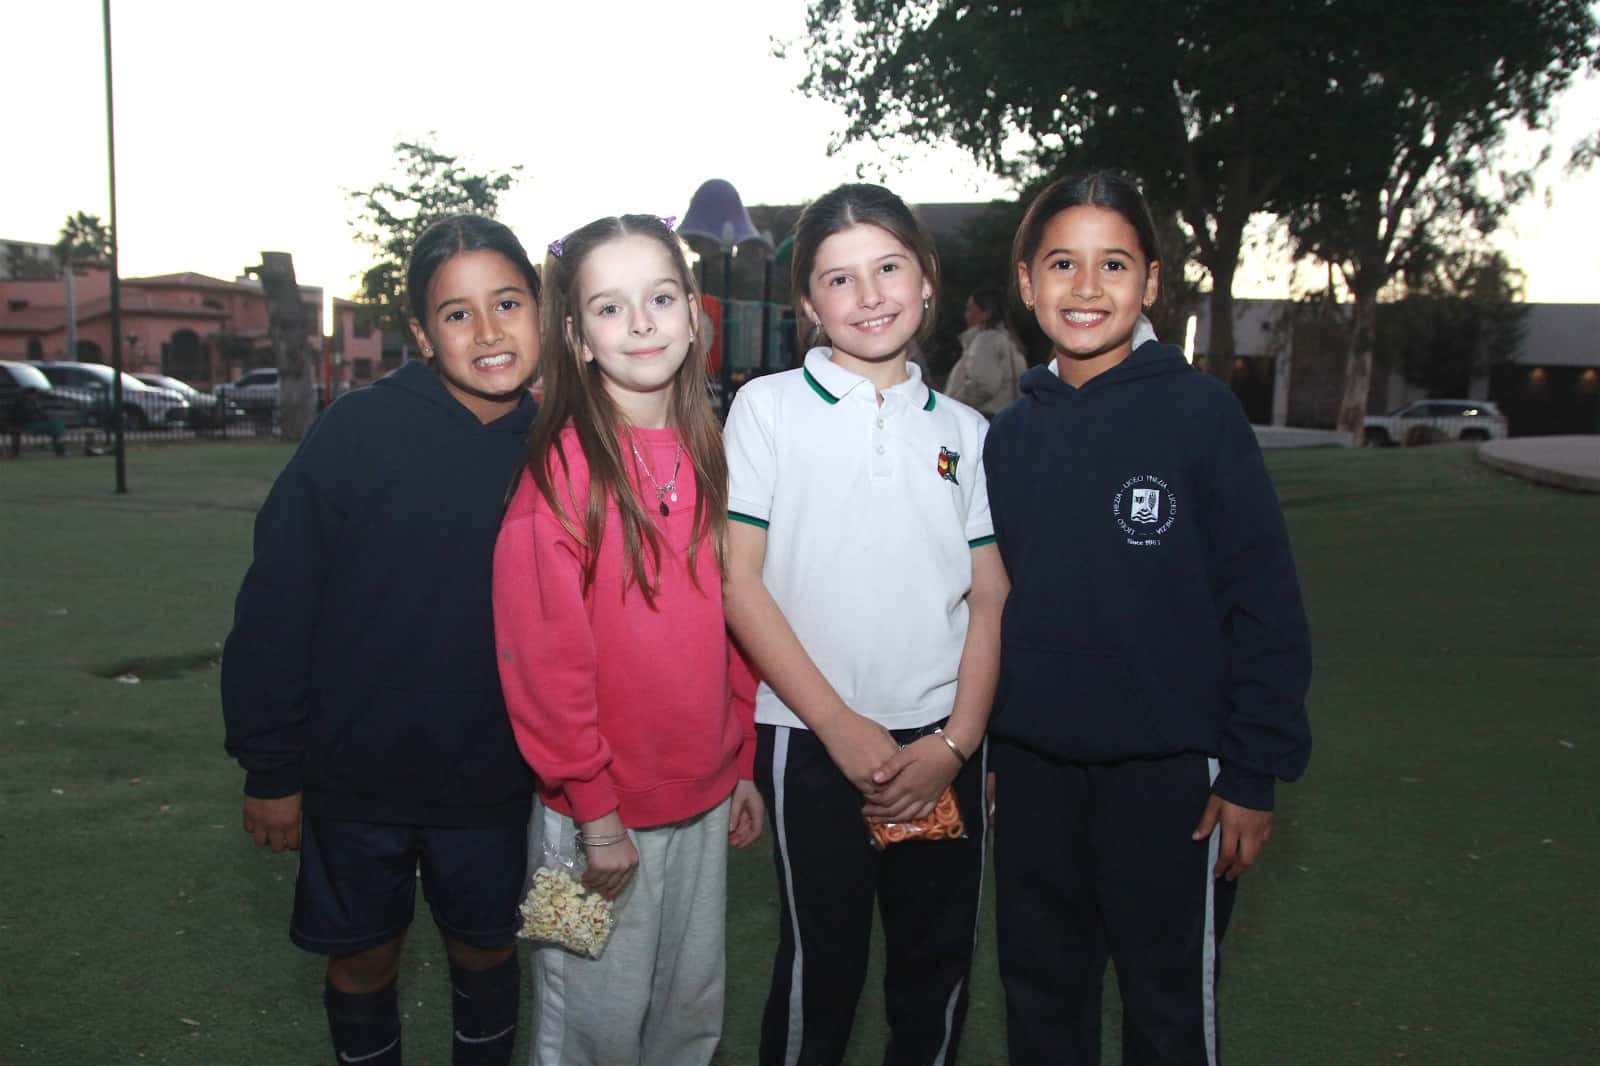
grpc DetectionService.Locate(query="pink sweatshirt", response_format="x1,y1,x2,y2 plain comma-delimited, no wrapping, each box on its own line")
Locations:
493,424,756,828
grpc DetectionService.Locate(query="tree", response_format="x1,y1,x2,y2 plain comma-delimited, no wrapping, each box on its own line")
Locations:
1376,251,1528,399
790,0,1336,379
347,137,521,335
247,252,318,442
56,211,112,265
1279,0,1595,440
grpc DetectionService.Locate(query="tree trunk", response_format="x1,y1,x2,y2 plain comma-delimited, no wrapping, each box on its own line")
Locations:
252,251,317,441
1200,212,1245,381
1336,283,1379,445
1203,259,1237,381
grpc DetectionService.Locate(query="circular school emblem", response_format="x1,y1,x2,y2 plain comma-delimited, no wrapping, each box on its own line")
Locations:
1112,474,1177,546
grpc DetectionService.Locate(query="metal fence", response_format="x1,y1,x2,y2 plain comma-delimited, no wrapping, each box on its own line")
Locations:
4,389,279,456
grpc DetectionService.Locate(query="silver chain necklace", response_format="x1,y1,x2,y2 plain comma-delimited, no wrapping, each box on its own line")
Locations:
628,435,682,517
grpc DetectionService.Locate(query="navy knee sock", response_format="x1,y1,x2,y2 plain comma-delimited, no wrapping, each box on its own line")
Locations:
450,953,520,1066
324,981,401,1065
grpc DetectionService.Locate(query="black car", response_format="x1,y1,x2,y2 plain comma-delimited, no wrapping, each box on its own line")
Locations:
28,361,189,430
1,360,89,430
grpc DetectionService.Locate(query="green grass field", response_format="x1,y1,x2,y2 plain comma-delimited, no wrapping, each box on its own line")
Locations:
2,442,1596,1065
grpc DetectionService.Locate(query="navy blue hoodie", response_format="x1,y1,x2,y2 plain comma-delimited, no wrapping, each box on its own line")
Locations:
983,341,1311,810
222,361,536,826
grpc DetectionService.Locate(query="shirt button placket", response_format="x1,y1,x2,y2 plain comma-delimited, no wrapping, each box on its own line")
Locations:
871,401,891,476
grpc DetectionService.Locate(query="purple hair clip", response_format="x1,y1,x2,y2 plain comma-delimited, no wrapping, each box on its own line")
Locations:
657,215,677,230
548,237,566,258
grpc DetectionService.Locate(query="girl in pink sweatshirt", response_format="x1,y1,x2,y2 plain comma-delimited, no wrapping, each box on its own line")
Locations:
492,213,762,1066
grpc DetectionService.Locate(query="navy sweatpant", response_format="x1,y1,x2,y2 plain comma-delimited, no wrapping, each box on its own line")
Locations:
755,723,988,1066
992,742,1237,1066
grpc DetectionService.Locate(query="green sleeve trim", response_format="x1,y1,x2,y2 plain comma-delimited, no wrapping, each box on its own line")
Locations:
730,511,770,530
802,368,840,404
923,390,937,412
968,534,997,548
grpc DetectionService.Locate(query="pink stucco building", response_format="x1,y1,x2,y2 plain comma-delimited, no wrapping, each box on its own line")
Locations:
0,261,387,392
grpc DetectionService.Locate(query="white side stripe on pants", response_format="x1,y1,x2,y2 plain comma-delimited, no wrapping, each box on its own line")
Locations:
772,727,806,1066
930,738,988,1066
533,804,569,1066
1202,756,1220,1066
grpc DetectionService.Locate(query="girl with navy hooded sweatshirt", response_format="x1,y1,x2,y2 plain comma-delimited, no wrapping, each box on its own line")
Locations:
224,215,542,1066
982,171,1312,1066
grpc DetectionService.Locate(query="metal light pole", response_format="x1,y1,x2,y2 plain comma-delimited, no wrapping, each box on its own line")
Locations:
102,0,126,493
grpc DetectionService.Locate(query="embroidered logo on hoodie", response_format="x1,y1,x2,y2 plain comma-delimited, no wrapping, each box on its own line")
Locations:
937,446,960,484
1113,474,1177,546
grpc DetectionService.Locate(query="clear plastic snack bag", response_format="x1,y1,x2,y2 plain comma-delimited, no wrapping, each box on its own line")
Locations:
866,783,967,850
517,830,620,959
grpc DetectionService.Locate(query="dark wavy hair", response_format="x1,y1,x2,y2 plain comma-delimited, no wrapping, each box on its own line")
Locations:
968,286,1007,329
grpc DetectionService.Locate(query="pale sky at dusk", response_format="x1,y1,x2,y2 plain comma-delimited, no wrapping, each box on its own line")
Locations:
7,1,1597,307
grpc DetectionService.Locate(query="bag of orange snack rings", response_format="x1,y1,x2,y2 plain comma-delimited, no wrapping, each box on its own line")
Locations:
866,783,966,850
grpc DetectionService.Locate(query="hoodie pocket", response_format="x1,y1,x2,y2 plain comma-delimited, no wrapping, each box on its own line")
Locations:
998,646,1175,762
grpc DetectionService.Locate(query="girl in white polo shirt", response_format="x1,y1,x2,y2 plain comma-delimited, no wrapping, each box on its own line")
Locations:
723,183,1008,1066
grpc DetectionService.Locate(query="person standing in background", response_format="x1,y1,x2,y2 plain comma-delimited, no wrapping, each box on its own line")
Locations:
945,286,1028,418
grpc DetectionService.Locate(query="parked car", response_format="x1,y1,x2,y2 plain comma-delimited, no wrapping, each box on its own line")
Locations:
214,367,279,411
135,372,246,429
27,361,189,430
1,360,88,430
1363,399,1509,446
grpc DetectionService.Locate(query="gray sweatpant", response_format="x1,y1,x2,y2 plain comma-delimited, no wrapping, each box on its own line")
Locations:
526,795,731,1066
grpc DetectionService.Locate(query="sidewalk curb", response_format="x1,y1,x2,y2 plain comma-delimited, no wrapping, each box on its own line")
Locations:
1476,438,1600,494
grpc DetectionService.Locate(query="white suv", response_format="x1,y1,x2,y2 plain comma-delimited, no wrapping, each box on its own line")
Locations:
1363,399,1509,446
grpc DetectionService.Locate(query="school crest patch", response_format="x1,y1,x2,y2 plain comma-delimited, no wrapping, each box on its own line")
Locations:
1112,473,1178,547
938,446,960,485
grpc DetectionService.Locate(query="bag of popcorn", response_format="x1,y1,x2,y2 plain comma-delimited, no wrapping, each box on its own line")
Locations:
517,834,619,959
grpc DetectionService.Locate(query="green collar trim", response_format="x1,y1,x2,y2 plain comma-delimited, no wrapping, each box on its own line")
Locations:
802,368,839,405
922,390,937,412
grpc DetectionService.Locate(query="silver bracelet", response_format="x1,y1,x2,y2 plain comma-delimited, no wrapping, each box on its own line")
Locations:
933,728,967,766
575,831,628,847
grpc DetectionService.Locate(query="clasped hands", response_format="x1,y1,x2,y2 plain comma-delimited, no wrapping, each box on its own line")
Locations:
822,713,963,824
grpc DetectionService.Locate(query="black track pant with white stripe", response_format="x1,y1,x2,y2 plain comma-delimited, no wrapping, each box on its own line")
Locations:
755,723,988,1066
992,742,1238,1066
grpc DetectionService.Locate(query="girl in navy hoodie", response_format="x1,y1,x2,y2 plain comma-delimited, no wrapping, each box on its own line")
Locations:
982,172,1312,1066
224,216,541,1066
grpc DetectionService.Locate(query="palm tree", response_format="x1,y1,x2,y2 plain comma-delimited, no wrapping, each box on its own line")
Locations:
56,212,113,362
56,212,112,266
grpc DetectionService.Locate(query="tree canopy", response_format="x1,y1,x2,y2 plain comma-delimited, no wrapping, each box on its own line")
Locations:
1377,251,1528,398
56,212,112,265
794,0,1595,420
1279,0,1593,435
794,0,1338,375
347,138,521,334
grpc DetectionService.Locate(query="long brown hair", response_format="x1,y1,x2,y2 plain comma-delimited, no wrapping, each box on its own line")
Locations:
524,214,727,605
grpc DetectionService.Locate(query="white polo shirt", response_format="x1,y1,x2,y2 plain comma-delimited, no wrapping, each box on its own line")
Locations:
725,347,995,732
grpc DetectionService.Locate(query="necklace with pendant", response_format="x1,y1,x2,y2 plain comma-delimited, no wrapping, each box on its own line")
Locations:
628,435,682,517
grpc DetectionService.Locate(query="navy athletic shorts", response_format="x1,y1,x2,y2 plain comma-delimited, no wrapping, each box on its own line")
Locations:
290,814,528,955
